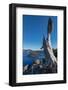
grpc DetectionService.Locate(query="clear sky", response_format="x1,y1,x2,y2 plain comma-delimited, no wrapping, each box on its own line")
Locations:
23,15,57,50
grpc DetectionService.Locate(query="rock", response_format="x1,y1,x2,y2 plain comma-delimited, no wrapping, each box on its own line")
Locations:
34,59,41,65
23,65,29,72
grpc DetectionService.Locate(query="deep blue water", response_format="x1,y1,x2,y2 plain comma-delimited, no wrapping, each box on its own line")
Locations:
23,50,45,66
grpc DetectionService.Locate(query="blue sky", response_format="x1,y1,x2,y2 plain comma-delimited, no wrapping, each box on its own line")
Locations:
23,15,57,50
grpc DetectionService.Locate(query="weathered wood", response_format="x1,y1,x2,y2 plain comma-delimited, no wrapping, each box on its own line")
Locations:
41,17,57,73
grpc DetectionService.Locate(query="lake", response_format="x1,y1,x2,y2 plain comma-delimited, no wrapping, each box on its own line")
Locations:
23,50,45,66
